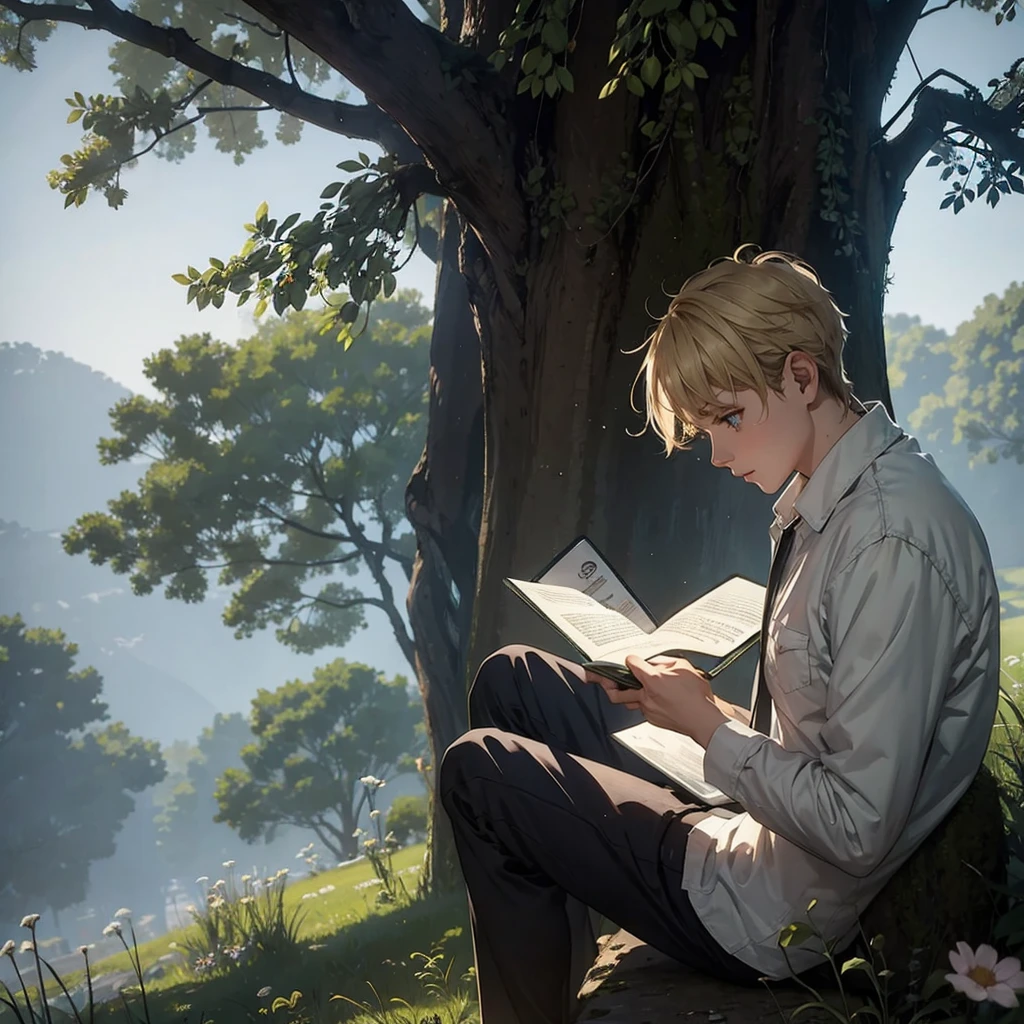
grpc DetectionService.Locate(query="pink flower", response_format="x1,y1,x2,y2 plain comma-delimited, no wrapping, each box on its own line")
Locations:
946,942,1024,1007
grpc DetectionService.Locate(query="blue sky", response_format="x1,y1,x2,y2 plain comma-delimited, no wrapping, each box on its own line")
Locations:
0,6,1022,397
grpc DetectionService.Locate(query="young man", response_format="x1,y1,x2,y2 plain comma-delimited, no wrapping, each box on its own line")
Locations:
438,247,1002,1024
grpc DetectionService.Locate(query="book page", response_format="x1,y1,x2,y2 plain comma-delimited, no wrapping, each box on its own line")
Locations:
606,576,764,659
535,537,657,632
504,579,650,660
612,722,730,806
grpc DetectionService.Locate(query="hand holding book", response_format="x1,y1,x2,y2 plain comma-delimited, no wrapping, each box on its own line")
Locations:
503,535,766,807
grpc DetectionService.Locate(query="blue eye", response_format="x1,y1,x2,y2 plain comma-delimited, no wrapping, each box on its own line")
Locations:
721,411,742,430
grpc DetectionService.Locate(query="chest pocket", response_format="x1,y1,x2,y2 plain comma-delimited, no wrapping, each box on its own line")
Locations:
766,622,812,694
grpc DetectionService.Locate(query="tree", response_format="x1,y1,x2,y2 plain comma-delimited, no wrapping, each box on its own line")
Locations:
5,0,1024,891
214,659,422,861
385,793,429,846
64,295,431,670
155,713,258,879
908,284,1024,467
0,615,165,925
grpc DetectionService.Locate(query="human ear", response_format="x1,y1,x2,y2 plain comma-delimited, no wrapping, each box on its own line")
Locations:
786,351,819,404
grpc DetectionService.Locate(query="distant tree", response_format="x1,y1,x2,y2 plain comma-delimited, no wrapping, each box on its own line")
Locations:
154,713,256,879
914,284,1024,467
886,286,1024,468
214,660,422,861
0,615,165,924
385,793,429,846
63,294,430,671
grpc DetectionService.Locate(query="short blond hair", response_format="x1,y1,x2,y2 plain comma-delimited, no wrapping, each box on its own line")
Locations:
629,244,856,455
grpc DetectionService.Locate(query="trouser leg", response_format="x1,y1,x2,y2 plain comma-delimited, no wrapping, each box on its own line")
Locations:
440,646,758,1024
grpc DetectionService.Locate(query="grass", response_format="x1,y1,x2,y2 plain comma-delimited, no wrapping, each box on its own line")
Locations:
100,889,476,1024
39,844,432,996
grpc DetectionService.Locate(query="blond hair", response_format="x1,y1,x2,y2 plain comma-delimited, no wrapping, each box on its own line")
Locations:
629,244,856,455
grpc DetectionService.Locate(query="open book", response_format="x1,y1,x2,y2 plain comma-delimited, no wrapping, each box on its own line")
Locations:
504,536,766,807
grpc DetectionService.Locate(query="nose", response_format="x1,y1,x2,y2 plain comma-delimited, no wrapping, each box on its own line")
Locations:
709,434,732,468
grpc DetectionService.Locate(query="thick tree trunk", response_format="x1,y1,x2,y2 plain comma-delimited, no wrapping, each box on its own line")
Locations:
405,200,485,893
462,2,898,696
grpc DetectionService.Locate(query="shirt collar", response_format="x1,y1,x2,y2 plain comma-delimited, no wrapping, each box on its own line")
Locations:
770,401,906,535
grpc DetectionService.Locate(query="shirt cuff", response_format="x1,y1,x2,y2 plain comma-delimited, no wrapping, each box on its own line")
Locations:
703,718,770,797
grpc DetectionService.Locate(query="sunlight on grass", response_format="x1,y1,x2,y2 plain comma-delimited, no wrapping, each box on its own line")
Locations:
44,843,428,995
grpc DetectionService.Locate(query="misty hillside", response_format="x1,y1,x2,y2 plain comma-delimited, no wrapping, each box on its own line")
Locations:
0,342,142,529
0,343,413,746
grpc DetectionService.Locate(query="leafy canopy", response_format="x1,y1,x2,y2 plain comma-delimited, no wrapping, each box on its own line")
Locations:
63,292,431,656
0,615,165,920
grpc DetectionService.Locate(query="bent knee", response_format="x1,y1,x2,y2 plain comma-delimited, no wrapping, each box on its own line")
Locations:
439,727,506,802
468,645,530,721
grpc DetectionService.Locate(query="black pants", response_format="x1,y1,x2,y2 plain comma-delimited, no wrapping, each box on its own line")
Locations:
438,645,763,1024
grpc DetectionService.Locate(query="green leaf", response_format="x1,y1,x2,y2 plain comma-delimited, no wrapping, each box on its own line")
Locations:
626,74,645,96
74,90,85,107
338,161,364,173
209,257,225,270
358,151,370,166
840,956,870,974
340,301,360,324
521,46,544,74
690,0,706,28
554,65,574,92
187,265,201,280
687,61,708,79
253,297,268,318
545,74,559,98
541,19,568,53
664,67,682,92
640,0,667,14
320,182,343,199
255,201,269,223
641,55,662,87
66,108,84,124
171,273,192,286
598,78,620,99
383,273,397,298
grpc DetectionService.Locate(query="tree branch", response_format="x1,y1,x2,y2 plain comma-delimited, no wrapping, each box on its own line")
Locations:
873,0,930,96
882,83,1024,194
920,0,961,16
242,0,527,285
0,0,422,163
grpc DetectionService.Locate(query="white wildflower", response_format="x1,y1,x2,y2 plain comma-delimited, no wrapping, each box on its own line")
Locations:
369,809,380,819
195,876,209,885
19,941,33,954
19,914,40,929
114,907,132,919
222,860,235,869
1,940,15,957
102,922,121,937
947,942,1024,1007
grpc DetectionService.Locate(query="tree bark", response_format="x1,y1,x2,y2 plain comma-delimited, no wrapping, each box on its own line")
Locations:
405,200,485,893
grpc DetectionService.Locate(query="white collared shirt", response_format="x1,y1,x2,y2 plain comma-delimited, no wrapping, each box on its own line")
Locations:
683,402,1002,978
